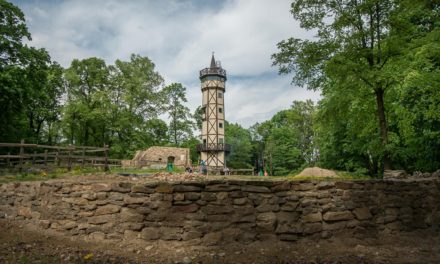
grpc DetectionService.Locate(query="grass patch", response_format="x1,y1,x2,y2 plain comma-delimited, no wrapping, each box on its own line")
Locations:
110,166,184,174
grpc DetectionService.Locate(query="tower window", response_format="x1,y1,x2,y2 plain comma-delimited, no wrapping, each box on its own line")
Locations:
218,92,223,98
219,138,224,144
219,122,223,128
219,107,223,113
203,139,207,144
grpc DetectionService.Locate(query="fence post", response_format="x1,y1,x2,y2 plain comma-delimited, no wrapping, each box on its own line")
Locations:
104,144,109,172
44,150,48,166
81,147,86,169
7,152,11,167
67,145,73,171
32,150,36,165
56,148,61,166
19,139,24,173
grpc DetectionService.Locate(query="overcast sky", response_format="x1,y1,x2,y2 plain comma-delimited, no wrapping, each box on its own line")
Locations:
11,0,320,128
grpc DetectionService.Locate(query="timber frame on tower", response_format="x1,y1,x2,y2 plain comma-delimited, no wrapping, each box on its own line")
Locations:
197,54,230,168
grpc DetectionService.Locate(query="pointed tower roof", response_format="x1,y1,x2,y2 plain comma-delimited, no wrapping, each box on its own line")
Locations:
210,52,216,68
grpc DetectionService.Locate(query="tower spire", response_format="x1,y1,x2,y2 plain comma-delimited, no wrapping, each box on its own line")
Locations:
210,52,216,68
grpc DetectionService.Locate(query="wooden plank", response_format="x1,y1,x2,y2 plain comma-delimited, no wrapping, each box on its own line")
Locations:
36,145,73,150
0,155,23,159
0,143,37,148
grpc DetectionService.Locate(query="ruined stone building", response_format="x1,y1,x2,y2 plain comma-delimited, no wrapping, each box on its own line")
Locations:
121,146,190,168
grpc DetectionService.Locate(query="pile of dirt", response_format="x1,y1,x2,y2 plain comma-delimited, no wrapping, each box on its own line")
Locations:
297,167,338,178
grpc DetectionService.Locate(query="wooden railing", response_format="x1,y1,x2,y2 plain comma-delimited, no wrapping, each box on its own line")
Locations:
0,140,121,172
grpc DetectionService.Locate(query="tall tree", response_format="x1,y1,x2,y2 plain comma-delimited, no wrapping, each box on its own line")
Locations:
225,122,253,169
272,0,410,171
162,83,194,146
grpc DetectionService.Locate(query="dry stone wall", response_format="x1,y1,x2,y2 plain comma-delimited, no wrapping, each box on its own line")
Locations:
1,179,439,245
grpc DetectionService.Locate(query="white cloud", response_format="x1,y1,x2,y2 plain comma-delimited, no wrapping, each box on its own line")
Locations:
13,0,319,127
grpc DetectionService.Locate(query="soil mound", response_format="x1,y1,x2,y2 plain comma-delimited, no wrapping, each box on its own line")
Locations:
297,167,338,177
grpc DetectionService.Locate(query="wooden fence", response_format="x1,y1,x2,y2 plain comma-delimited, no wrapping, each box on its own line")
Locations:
0,140,121,172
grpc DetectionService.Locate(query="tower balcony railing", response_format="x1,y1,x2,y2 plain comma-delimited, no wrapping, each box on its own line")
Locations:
197,143,231,153
200,67,227,78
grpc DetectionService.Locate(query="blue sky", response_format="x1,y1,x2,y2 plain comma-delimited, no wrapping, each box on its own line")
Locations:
11,0,319,127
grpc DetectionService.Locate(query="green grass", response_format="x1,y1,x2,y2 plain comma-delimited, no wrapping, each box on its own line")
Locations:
110,166,184,174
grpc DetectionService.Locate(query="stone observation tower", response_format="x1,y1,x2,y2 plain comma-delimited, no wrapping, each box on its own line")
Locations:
197,53,230,168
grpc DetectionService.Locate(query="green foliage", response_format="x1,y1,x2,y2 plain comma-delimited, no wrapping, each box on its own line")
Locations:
225,122,253,169
162,83,194,146
273,0,440,174
251,100,316,176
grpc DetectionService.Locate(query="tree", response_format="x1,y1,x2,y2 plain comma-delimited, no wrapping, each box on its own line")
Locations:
225,122,253,169
63,57,111,146
162,83,194,146
272,0,410,171
0,1,64,144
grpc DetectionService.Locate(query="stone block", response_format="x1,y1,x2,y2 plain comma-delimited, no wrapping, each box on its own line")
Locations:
95,204,121,215
161,227,183,240
353,207,372,220
172,203,199,213
123,230,140,240
182,231,203,241
140,227,160,240
271,182,291,192
131,184,155,193
202,232,222,246
242,185,271,193
281,202,299,211
205,184,240,192
173,193,185,201
317,181,335,190
82,193,97,201
173,185,203,192
292,183,315,191
124,196,147,205
256,203,280,213
277,211,300,225
88,214,116,225
303,212,322,223
91,183,112,192
61,197,88,205
323,211,354,221
256,212,277,231
155,184,173,193
17,207,32,218
89,232,106,240
184,192,201,201
201,192,217,201
202,204,233,215
119,222,144,231
304,223,322,234
323,221,347,231
120,208,144,222
110,182,132,193
233,198,249,205
335,182,353,189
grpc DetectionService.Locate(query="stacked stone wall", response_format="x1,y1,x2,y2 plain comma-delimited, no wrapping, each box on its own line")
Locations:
1,179,439,245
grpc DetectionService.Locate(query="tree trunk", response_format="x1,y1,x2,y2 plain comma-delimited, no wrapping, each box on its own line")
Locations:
374,87,392,171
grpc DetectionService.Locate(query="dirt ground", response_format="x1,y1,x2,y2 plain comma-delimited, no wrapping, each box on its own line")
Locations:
1,219,440,264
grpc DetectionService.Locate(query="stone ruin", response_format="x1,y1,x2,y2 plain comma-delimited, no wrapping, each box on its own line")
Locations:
121,146,190,169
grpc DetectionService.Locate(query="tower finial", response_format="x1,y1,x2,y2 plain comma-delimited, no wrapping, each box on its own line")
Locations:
210,52,216,68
